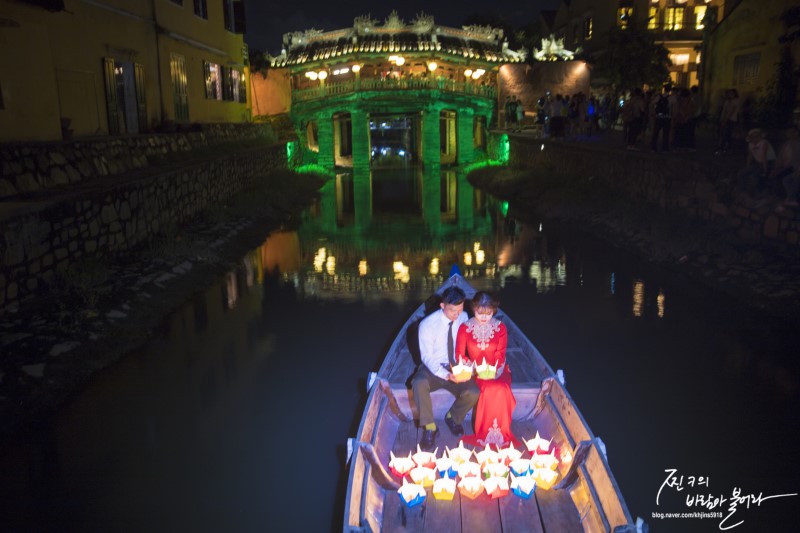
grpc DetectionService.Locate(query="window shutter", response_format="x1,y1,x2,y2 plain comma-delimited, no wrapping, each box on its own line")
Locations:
103,57,120,135
233,1,246,34
134,63,148,132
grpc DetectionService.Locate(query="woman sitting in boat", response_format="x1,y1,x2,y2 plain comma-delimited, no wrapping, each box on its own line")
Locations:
456,291,520,448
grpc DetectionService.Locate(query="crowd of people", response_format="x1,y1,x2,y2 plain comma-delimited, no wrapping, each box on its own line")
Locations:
511,84,799,208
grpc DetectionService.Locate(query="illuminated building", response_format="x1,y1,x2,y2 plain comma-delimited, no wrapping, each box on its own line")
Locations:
0,0,248,142
268,11,527,171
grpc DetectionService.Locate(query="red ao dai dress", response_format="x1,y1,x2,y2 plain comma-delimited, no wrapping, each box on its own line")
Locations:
455,317,520,447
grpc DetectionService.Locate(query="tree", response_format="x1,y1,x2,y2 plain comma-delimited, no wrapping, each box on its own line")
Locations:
591,22,671,92
756,6,799,128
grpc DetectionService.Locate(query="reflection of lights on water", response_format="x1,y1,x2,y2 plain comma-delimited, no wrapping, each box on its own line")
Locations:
540,144,545,151
326,255,336,275
476,250,485,265
393,261,410,284
539,223,543,232
473,242,481,252
632,279,644,317
610,272,615,295
556,259,566,286
499,265,522,288
464,252,473,266
358,260,368,276
314,247,326,272
429,258,440,276
657,289,665,318
224,271,238,309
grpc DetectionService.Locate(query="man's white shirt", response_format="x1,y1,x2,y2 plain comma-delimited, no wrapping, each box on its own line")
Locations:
418,309,468,380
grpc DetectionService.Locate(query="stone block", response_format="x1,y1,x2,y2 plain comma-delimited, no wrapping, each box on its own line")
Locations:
7,281,18,300
0,178,18,198
3,243,24,266
15,173,40,192
120,201,131,220
65,165,81,183
50,167,69,186
54,247,68,260
42,253,54,267
101,205,118,224
85,240,97,253
787,231,798,245
50,152,67,165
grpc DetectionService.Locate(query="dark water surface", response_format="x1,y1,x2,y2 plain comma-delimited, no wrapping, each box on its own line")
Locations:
1,172,798,533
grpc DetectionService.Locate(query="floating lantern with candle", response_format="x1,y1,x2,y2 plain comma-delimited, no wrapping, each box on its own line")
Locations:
509,458,532,477
510,473,537,499
432,476,457,500
451,357,475,383
524,431,552,454
533,467,559,490
531,449,559,471
457,460,481,479
447,441,473,465
457,476,485,499
409,465,436,488
474,443,500,467
497,443,523,465
483,462,509,479
475,358,497,380
484,475,510,499
435,454,458,479
411,445,438,469
397,478,426,507
388,451,416,477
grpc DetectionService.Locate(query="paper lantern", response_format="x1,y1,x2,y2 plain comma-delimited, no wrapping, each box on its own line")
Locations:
509,458,532,477
457,476,484,499
412,445,438,468
497,443,523,465
534,468,559,490
389,451,416,477
483,462,509,479
524,431,552,454
398,478,426,507
432,477,457,500
457,460,481,479
475,358,497,380
510,473,537,499
451,359,474,383
435,455,458,479
484,476,510,499
447,441,473,465
531,449,559,471
409,466,436,488
474,443,500,467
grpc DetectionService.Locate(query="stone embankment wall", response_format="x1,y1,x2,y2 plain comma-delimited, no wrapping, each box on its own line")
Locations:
509,137,800,248
0,124,286,312
0,123,276,199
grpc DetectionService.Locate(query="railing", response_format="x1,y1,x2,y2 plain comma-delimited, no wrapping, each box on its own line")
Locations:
293,78,497,103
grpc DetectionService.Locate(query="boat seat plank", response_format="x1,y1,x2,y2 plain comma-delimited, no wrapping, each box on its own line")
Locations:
535,487,583,533
461,493,502,533
499,494,545,533
423,485,463,533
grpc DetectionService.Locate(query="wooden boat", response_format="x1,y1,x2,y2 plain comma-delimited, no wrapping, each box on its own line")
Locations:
344,273,636,532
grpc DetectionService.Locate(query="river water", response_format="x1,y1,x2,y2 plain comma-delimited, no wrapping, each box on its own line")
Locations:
1,169,798,532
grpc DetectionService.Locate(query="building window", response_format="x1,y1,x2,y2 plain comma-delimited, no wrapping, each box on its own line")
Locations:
694,6,707,29
733,52,760,86
617,7,633,29
223,68,246,102
204,62,222,100
0,83,4,110
664,7,684,30
584,17,593,40
222,0,246,33
194,0,208,19
648,7,659,30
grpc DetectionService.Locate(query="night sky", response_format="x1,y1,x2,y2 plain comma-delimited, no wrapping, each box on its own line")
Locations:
244,0,561,54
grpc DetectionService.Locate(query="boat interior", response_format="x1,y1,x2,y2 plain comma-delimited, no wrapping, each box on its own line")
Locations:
345,280,634,532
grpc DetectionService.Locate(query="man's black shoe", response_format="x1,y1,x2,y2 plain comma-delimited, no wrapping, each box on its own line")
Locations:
444,415,464,436
419,428,439,451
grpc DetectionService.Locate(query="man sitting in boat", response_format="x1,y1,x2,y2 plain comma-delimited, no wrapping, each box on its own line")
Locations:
456,291,520,448
412,286,480,451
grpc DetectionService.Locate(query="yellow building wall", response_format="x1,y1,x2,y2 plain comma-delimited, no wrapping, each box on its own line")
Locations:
0,4,63,142
155,0,248,124
704,0,797,117
0,0,247,143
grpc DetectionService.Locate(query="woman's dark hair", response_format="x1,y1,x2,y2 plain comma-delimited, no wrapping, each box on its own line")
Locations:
471,291,499,311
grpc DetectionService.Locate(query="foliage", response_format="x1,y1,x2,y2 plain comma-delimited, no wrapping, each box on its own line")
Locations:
248,47,270,78
755,45,798,128
591,22,671,92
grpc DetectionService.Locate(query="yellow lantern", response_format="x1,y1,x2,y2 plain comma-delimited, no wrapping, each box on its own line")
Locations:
531,449,559,471
432,477,456,500
533,468,559,490
451,358,474,383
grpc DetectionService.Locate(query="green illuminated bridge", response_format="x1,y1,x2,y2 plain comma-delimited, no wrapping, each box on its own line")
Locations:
270,12,526,170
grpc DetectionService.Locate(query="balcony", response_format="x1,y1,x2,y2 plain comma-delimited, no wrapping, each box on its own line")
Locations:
293,78,497,103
